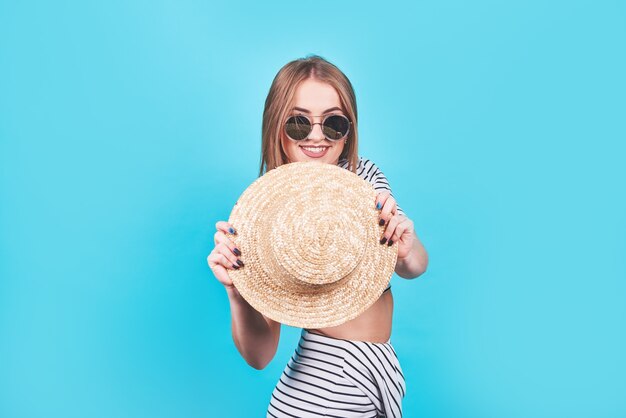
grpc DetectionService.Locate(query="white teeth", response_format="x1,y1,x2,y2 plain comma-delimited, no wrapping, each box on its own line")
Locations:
302,147,327,152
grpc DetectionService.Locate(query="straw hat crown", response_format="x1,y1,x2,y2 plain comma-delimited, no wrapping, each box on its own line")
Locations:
227,160,397,328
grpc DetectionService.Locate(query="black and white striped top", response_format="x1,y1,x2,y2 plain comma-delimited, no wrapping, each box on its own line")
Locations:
267,329,407,417
338,156,403,294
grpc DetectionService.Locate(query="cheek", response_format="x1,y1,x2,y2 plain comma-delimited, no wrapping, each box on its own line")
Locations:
281,134,298,158
332,142,345,156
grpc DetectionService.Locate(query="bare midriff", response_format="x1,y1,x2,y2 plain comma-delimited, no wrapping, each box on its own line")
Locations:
305,290,394,343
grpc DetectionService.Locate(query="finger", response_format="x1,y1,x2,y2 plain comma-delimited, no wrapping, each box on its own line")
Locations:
207,253,234,287
378,195,396,226
216,242,244,269
375,190,391,211
380,213,400,245
214,230,243,257
208,249,240,275
387,216,409,246
215,220,238,236
389,216,414,244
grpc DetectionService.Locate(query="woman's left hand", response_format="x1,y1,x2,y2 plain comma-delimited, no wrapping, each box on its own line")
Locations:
375,191,415,261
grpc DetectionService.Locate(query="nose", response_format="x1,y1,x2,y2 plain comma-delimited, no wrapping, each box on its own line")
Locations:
307,122,326,141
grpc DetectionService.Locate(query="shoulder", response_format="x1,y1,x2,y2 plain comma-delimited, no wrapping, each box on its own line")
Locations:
338,155,384,183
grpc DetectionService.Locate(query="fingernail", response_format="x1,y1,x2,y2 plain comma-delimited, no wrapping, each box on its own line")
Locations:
379,218,385,226
228,227,236,234
236,259,244,267
233,247,241,256
380,237,387,245
376,202,381,210
388,239,394,246
232,263,239,269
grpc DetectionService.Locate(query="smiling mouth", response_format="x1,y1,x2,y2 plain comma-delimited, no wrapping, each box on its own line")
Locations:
300,145,329,149
299,145,331,157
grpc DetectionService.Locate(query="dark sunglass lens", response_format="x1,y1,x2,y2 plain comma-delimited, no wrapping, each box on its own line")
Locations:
323,115,350,140
285,115,311,140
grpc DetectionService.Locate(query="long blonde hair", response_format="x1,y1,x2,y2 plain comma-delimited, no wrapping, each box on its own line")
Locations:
259,54,359,177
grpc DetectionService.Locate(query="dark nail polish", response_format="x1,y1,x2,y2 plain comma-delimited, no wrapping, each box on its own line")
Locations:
236,259,244,267
388,239,394,246
380,237,387,245
376,202,381,210
232,263,239,269
233,247,241,256
228,227,236,234
379,218,385,226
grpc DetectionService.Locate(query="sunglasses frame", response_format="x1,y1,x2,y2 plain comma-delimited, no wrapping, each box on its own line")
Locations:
284,113,353,142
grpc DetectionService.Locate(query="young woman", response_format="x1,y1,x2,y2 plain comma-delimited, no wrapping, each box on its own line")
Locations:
207,55,428,417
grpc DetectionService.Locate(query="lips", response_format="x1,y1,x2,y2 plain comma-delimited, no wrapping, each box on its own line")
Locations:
300,145,330,158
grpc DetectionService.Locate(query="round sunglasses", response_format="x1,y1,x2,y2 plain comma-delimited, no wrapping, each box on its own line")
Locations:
284,113,352,141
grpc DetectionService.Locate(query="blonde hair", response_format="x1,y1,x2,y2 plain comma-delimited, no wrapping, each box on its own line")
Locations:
259,54,359,177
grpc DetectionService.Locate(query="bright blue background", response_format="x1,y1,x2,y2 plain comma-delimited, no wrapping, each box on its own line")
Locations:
1,1,625,417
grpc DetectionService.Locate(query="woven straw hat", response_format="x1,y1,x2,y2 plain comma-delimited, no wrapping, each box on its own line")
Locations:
227,160,398,328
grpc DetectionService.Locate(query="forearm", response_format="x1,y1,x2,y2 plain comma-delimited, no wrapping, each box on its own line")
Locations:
225,285,279,369
395,230,429,279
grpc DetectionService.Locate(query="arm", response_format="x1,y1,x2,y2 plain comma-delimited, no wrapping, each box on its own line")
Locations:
224,285,281,370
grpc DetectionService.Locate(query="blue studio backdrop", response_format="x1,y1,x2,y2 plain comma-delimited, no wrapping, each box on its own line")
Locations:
1,1,625,417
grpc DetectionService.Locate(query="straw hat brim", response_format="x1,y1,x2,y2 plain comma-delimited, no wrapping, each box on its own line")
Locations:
227,161,398,329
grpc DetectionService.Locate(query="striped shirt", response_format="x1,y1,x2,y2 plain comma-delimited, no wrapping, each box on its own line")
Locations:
267,329,407,417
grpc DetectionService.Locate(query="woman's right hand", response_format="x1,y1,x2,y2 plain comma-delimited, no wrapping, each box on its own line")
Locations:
207,221,244,290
